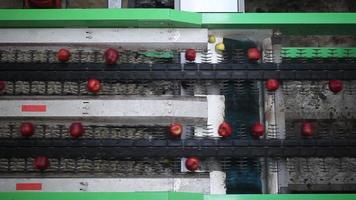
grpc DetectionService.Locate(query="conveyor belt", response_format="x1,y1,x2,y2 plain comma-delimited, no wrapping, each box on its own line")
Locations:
1,139,355,158
1,62,356,81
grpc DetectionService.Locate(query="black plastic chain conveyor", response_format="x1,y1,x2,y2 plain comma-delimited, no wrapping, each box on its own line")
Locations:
0,139,355,158
0,63,356,81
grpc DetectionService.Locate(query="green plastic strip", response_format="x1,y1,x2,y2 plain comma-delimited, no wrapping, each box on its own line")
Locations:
282,47,356,58
0,192,355,200
0,9,355,35
139,51,174,58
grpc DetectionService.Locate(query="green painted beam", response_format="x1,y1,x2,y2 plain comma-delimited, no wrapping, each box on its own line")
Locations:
0,192,355,200
0,9,355,35
202,13,356,35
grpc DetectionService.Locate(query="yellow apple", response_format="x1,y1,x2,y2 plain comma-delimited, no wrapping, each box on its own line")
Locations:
208,35,216,43
215,42,225,51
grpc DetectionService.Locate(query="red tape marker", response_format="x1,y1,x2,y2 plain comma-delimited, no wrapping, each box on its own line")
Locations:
16,183,42,191
21,105,47,112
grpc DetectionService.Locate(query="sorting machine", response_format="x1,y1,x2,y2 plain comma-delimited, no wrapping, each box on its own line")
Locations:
0,1,356,199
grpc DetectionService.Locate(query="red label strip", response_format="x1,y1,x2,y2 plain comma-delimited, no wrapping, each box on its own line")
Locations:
21,105,47,112
16,183,42,191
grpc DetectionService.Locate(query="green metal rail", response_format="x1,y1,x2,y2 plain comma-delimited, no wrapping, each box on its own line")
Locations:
0,192,356,200
0,9,355,35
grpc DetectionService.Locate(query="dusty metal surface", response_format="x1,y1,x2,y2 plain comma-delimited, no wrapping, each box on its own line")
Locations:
278,80,356,192
283,81,356,120
287,157,356,186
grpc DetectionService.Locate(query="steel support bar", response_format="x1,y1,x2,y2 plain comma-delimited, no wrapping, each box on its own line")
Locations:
0,139,355,158
0,28,208,49
0,178,211,193
0,97,208,125
0,63,355,81
0,9,355,35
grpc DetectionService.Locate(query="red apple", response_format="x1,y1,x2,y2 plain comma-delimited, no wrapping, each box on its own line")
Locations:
87,79,101,93
20,122,35,137
34,156,50,170
69,122,85,138
328,80,343,93
0,80,6,91
104,48,119,65
57,48,71,62
218,122,233,138
301,122,314,137
265,79,280,91
247,48,261,61
251,122,265,137
185,157,200,172
169,123,183,138
185,48,196,62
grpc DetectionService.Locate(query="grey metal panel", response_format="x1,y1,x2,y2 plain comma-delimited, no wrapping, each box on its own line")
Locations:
108,0,121,8
209,171,226,194
0,96,208,125
0,177,210,193
237,0,245,12
263,37,288,194
0,28,208,49
284,81,356,120
174,0,180,10
180,0,238,12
